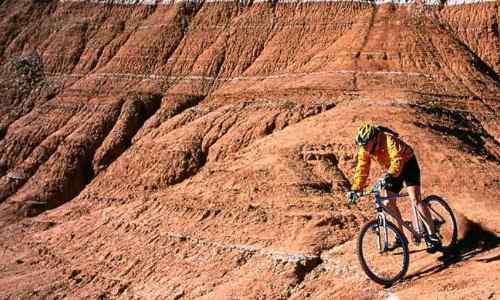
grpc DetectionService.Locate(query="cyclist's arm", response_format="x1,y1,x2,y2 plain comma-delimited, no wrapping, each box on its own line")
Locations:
352,147,371,192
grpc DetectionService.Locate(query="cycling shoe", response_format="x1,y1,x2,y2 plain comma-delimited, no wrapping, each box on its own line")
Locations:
425,233,442,253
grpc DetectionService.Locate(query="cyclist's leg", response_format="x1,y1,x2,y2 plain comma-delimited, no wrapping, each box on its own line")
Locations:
403,156,439,245
407,185,435,234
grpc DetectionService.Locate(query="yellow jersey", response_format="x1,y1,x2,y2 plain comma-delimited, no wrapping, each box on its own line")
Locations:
351,131,414,192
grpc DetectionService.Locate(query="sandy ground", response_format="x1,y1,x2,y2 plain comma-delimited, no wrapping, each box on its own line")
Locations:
0,0,499,299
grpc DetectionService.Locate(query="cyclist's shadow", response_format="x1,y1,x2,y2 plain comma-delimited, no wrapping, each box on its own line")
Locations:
404,216,500,281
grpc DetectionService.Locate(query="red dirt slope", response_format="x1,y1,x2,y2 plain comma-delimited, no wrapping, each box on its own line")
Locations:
0,0,499,299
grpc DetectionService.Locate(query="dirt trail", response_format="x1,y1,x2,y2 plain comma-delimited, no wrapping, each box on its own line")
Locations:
0,0,498,299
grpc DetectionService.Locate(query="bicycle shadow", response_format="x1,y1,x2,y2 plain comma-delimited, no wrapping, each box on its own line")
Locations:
404,216,500,281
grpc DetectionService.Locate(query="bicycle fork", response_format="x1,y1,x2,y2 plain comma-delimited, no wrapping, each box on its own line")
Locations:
376,213,389,253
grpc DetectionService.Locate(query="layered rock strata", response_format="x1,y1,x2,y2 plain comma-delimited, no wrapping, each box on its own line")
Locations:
0,0,498,299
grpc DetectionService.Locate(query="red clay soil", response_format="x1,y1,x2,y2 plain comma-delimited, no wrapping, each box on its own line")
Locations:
0,0,499,299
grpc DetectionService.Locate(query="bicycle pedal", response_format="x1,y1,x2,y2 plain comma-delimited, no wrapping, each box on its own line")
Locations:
424,239,442,254
426,244,440,254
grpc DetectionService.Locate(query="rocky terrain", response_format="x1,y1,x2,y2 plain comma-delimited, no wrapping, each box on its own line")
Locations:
0,0,499,299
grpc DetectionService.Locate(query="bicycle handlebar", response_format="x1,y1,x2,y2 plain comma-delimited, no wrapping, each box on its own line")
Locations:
359,181,383,197
357,181,409,199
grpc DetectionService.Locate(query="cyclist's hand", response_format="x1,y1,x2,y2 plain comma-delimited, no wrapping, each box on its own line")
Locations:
346,191,360,205
379,173,396,189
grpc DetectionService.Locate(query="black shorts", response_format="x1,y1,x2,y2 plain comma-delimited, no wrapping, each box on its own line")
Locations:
386,155,421,194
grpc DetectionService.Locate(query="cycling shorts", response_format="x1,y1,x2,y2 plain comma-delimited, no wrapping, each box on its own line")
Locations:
386,155,421,193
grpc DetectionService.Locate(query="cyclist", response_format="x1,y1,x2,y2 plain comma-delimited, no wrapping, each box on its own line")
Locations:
346,123,441,250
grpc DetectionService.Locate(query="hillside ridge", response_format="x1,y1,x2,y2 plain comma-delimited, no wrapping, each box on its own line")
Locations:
0,0,498,298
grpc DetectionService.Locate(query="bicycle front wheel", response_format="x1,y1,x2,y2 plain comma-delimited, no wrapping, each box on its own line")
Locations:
357,219,410,286
423,195,458,250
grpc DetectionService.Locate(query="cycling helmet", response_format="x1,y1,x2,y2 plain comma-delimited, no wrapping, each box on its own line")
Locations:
355,123,378,145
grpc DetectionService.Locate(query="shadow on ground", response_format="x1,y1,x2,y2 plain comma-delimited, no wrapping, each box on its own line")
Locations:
405,217,500,281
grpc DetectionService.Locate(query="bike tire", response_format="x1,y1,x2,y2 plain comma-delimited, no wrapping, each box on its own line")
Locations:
357,219,410,286
423,195,458,250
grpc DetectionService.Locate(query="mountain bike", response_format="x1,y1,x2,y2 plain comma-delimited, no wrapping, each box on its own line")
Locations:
355,180,457,286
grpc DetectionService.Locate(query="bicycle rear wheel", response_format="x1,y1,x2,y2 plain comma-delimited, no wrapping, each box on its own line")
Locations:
423,195,458,250
357,219,409,286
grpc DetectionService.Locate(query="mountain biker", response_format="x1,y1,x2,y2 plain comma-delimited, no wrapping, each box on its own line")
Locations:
346,123,441,249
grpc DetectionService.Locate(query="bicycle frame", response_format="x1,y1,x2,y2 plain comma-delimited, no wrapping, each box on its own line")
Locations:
363,182,434,248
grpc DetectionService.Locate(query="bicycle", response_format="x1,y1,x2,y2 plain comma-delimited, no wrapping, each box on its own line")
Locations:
354,180,458,286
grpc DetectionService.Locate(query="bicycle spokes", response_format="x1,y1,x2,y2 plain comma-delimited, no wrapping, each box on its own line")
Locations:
424,196,458,250
357,220,409,285
433,218,445,232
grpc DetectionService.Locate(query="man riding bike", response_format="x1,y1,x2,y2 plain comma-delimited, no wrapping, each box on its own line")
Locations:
346,123,441,250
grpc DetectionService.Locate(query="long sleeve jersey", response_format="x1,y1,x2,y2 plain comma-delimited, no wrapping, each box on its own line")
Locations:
351,131,414,192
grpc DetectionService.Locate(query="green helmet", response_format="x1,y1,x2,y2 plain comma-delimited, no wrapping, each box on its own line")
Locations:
355,123,378,145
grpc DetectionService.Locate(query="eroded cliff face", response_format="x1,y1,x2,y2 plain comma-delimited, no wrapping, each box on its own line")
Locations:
0,0,499,299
